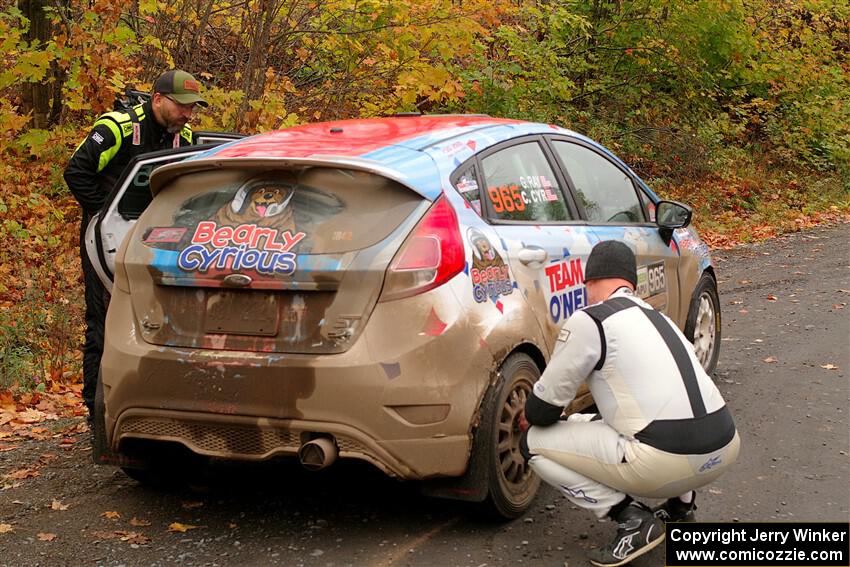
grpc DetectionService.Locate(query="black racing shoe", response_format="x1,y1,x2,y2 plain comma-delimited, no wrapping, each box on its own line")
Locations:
588,502,665,567
653,494,698,523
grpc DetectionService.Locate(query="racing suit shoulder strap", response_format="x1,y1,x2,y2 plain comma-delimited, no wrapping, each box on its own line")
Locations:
639,306,707,417
583,296,636,323
582,297,637,370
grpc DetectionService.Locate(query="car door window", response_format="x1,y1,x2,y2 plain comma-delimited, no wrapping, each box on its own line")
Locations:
452,164,483,215
551,141,645,224
480,142,572,222
117,155,192,219
638,187,656,222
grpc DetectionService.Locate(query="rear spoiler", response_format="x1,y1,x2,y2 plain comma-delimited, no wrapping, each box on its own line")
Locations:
150,155,433,200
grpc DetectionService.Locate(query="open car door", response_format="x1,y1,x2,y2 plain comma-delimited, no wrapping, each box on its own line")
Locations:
84,140,244,291
193,131,243,145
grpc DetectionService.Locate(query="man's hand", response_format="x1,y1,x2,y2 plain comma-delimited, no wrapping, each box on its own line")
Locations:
517,409,530,432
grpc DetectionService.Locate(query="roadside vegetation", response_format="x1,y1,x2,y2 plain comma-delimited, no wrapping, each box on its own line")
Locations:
0,0,847,402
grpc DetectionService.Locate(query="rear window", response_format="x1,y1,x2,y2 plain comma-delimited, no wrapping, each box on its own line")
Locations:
138,166,422,256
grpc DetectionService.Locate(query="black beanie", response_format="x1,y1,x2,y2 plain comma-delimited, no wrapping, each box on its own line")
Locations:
584,240,637,287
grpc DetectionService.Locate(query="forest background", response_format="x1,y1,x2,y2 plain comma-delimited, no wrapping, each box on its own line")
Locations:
0,0,847,407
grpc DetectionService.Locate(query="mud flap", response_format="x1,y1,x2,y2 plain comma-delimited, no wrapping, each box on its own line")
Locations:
419,381,498,503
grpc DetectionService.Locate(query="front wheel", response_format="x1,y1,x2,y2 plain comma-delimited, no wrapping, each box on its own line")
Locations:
684,273,721,375
482,353,541,519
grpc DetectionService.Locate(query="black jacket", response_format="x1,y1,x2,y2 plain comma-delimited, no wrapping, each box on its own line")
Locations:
64,100,193,215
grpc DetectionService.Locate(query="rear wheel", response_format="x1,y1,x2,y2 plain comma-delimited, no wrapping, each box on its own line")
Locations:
120,440,209,488
684,273,721,375
483,353,541,519
91,372,110,463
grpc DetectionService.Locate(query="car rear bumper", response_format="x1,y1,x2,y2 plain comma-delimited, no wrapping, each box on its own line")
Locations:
100,285,496,479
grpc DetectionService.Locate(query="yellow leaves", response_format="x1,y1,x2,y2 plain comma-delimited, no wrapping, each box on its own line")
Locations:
101,511,121,520
168,522,200,533
137,0,157,15
0,523,13,534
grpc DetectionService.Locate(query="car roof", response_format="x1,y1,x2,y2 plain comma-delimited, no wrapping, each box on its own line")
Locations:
155,115,637,202
206,115,522,159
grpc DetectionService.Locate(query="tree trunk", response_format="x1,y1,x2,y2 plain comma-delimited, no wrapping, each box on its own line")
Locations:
18,0,52,129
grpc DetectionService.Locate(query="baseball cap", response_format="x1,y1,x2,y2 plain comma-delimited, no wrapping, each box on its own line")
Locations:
153,69,208,107
584,240,637,287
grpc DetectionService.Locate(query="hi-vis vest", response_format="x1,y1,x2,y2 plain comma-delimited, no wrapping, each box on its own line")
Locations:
581,292,735,455
86,104,193,174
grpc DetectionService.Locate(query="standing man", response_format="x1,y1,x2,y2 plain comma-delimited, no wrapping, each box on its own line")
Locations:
64,70,208,421
520,241,740,567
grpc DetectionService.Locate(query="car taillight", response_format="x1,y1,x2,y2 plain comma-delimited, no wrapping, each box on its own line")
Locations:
380,194,465,302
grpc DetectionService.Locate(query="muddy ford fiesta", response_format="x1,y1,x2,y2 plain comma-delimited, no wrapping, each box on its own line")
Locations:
89,115,721,518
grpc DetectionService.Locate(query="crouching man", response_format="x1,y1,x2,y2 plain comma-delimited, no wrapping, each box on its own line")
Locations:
520,240,740,567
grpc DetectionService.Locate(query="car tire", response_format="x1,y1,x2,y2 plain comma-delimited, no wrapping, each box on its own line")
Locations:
120,442,208,488
91,372,110,464
482,353,541,519
684,272,721,375
120,463,182,488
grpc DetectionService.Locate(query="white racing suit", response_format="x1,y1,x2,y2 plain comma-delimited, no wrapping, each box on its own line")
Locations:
523,288,740,518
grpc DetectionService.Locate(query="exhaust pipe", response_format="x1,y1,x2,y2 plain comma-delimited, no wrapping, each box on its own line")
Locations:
298,437,338,471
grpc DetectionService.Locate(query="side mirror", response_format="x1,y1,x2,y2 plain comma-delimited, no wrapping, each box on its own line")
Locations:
656,200,692,245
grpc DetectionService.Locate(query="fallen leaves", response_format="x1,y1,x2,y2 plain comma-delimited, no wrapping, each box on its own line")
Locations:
91,530,151,545
15,408,54,424
168,522,199,533
37,532,57,541
129,517,151,527
820,364,839,370
3,468,40,481
51,500,69,511
0,523,13,534
0,385,87,443
120,531,151,545
101,511,121,520
766,294,778,301
763,356,777,363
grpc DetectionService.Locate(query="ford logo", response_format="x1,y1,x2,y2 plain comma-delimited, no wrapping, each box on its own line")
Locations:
222,274,252,287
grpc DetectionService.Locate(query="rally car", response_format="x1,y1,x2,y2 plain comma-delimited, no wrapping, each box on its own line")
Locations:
86,115,720,518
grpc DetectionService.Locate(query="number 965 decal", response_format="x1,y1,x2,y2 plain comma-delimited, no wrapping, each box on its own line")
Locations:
636,261,667,298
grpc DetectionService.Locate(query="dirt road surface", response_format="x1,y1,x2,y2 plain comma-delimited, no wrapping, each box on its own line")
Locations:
2,223,848,566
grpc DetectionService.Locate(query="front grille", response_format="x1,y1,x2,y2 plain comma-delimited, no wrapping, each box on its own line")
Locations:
116,416,373,460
